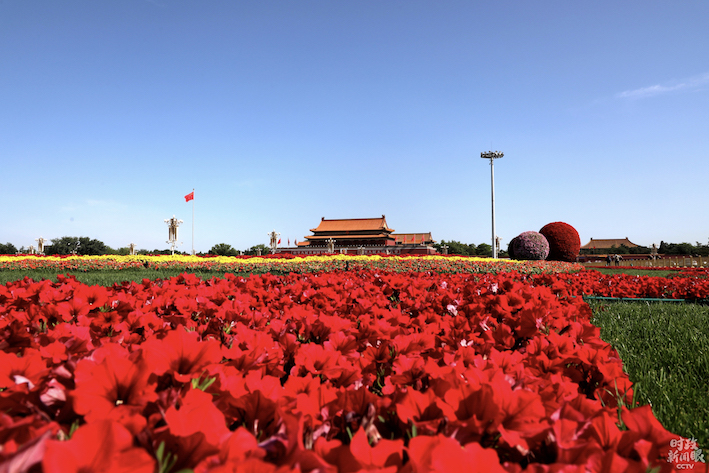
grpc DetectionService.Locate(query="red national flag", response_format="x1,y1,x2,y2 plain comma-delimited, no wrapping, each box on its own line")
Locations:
184,191,194,202
277,238,281,244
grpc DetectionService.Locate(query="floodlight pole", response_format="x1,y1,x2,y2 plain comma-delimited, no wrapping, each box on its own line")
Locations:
481,151,504,258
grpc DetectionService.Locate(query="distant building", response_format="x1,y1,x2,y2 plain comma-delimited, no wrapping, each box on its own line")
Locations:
301,216,397,248
581,238,640,253
280,216,437,255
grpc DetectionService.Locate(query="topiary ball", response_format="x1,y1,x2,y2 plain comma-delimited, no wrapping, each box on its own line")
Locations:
512,231,549,261
507,236,519,260
539,221,581,262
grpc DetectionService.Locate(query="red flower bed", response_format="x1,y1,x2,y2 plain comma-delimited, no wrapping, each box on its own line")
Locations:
0,270,697,472
531,270,709,301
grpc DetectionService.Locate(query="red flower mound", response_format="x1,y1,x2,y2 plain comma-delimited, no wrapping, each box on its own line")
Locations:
540,221,581,262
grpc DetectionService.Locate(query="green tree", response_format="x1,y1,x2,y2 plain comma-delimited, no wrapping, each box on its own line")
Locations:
0,242,17,254
659,241,696,255
209,243,239,256
475,243,492,257
147,249,173,255
675,243,695,255
696,241,709,256
435,240,497,256
50,236,110,255
609,244,630,255
435,240,474,256
49,237,82,255
245,244,269,256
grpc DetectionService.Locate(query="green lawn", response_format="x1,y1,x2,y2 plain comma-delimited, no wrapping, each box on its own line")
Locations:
590,300,709,449
0,269,247,286
589,267,678,278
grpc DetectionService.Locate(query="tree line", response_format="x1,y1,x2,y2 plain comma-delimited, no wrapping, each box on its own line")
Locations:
432,240,500,257
580,240,709,256
1,236,707,257
0,237,271,256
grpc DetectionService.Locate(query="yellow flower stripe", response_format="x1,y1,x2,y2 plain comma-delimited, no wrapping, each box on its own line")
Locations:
0,254,497,264
0,254,583,275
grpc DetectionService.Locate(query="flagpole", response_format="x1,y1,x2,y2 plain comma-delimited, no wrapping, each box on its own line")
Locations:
191,188,195,255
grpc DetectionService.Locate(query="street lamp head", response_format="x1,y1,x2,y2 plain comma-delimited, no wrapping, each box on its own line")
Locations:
481,151,504,159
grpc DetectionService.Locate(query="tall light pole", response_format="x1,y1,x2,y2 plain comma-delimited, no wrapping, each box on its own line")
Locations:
481,151,503,258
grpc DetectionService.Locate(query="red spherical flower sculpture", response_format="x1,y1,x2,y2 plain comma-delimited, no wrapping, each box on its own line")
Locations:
539,222,581,262
507,236,519,260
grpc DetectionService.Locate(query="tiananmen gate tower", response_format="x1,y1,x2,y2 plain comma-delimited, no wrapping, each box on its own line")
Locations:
280,216,437,255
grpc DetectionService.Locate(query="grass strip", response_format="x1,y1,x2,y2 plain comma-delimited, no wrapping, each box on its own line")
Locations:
0,269,250,286
590,300,709,450
590,268,678,278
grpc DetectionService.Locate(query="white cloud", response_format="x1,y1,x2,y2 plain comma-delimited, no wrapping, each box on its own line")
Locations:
616,72,709,99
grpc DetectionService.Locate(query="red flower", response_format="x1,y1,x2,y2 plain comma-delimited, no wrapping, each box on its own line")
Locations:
389,354,427,389
46,323,95,358
0,414,59,465
164,388,229,447
72,343,157,433
222,324,284,377
142,326,222,383
43,420,155,473
315,428,403,472
80,284,110,309
617,405,675,468
396,389,448,435
403,434,506,473
0,267,700,472
152,431,219,473
496,388,548,453
213,427,268,465
39,340,68,365
54,297,91,322
283,373,338,424
0,349,48,390
291,343,346,381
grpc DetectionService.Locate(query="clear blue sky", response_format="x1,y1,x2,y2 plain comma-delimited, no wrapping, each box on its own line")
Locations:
2,1,708,253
